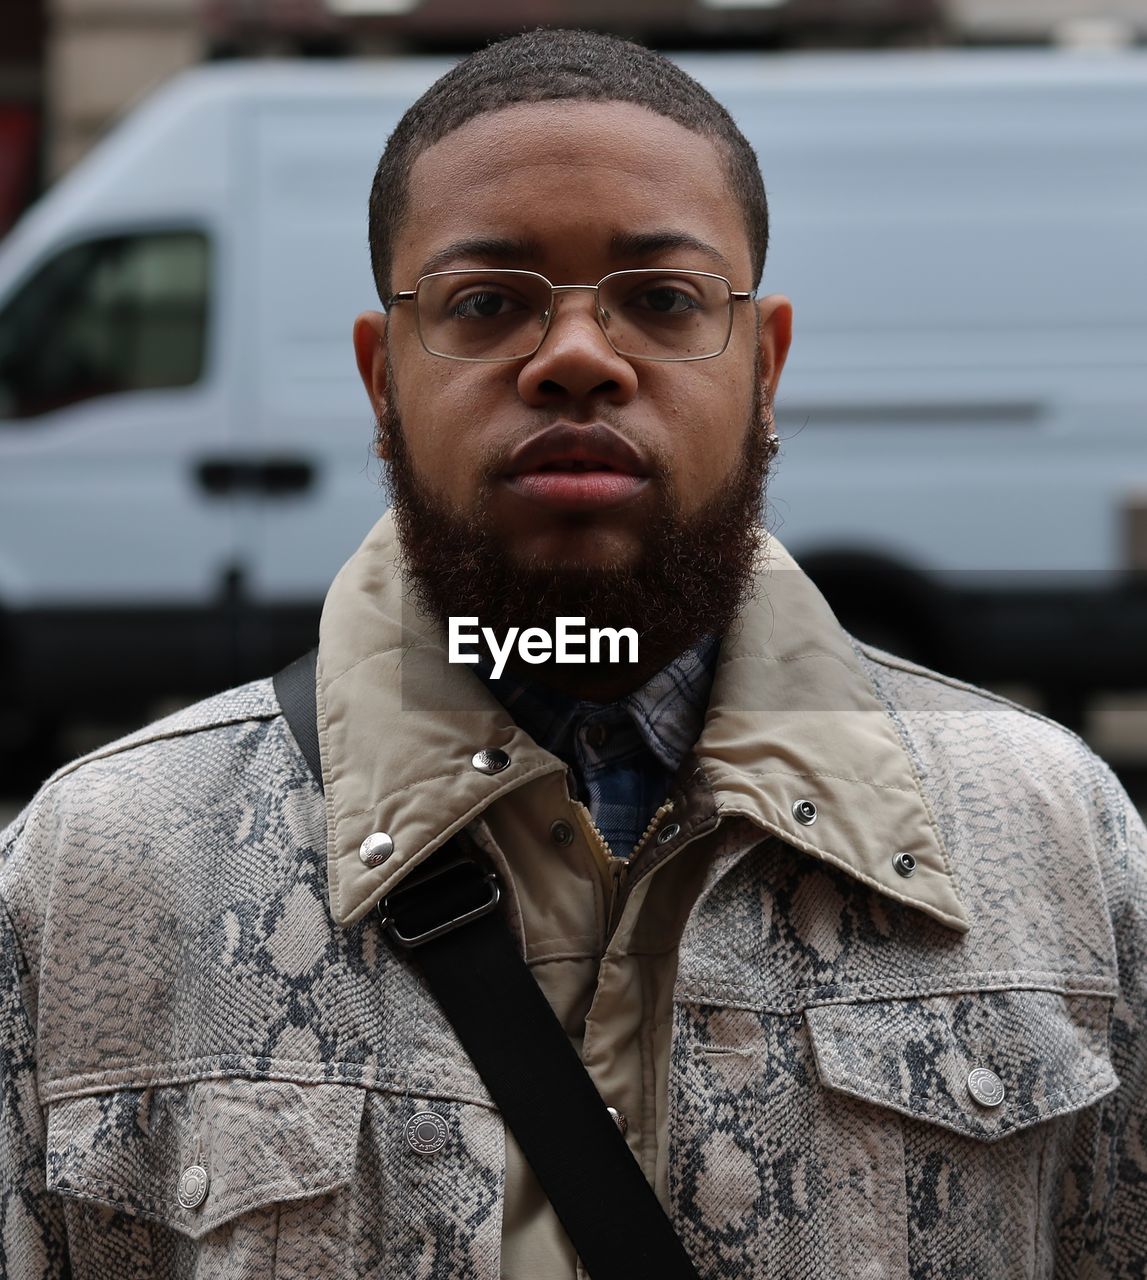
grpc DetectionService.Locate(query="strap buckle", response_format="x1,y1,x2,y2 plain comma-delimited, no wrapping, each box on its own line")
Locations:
378,854,501,949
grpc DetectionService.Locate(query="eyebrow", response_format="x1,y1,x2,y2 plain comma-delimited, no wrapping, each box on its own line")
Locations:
417,236,541,279
608,230,735,276
413,229,735,281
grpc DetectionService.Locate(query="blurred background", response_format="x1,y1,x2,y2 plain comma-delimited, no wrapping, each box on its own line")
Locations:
0,0,1145,824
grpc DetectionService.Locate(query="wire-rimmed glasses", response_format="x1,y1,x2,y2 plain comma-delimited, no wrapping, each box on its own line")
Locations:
385,268,754,363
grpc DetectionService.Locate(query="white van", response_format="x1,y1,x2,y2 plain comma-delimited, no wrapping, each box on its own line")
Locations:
0,50,1144,752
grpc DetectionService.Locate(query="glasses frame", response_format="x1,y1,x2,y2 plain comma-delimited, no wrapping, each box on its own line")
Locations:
385,267,754,364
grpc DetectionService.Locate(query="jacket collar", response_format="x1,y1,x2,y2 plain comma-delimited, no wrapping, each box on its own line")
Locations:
317,511,969,933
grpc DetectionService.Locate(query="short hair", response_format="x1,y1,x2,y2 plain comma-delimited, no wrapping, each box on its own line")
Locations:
368,28,768,302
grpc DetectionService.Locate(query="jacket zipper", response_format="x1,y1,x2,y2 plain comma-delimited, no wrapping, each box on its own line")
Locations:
572,798,677,944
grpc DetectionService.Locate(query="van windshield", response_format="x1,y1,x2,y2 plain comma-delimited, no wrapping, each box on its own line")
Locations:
0,230,209,420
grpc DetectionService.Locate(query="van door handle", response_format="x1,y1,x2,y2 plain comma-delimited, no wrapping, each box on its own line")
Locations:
195,458,317,496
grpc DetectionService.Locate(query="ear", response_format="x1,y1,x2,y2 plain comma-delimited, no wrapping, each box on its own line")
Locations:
755,293,793,410
352,310,392,459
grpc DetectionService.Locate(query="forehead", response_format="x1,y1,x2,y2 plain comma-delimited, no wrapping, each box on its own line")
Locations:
396,99,749,281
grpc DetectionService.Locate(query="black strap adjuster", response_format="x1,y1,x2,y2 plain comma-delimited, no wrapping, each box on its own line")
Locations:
378,854,501,948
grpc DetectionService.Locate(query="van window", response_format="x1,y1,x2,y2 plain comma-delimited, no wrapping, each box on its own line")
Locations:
0,231,209,420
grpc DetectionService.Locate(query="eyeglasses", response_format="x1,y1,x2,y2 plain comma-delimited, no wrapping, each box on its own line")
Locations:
385,268,754,363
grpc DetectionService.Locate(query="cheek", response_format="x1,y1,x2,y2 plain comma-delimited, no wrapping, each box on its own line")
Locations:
665,374,756,494
397,366,512,496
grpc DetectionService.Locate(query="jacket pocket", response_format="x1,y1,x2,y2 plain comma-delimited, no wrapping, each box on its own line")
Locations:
670,988,1117,1280
805,987,1118,1277
46,1076,366,1278
806,987,1118,1141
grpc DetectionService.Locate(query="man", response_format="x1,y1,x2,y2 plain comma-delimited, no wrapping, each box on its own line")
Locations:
2,27,1145,1279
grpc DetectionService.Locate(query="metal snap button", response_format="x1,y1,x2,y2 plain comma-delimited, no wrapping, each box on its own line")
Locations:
656,822,681,845
472,748,510,775
550,820,575,847
585,724,608,750
792,798,818,826
359,831,394,868
892,851,917,878
406,1110,449,1154
177,1164,210,1210
967,1067,1006,1107
606,1106,628,1136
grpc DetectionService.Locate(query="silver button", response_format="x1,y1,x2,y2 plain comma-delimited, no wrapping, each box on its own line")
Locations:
550,820,574,847
792,798,818,826
892,851,917,878
406,1110,449,1154
177,1164,210,1210
656,822,681,845
606,1106,628,1135
359,831,394,868
472,748,510,775
967,1067,1005,1107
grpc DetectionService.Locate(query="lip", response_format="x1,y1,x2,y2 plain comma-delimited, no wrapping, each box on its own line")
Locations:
499,422,652,511
502,422,650,478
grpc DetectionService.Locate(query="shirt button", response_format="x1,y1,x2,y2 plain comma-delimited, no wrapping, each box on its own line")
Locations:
177,1164,210,1210
550,820,575,847
584,724,609,749
406,1110,449,1154
967,1067,1006,1107
359,831,394,868
892,851,918,878
792,798,818,826
472,748,510,775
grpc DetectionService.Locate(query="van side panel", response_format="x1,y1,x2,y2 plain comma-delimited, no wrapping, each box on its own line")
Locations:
242,95,419,602
701,63,1147,578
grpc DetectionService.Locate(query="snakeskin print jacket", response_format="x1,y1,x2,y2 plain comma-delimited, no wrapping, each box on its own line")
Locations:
3,517,1147,1278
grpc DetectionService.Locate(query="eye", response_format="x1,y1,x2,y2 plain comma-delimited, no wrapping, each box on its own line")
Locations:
449,288,530,320
628,284,701,315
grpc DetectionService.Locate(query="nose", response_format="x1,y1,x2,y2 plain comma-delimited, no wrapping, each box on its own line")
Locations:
517,288,639,407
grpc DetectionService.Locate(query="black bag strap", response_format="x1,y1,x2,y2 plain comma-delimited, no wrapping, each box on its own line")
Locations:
273,648,322,782
274,650,702,1280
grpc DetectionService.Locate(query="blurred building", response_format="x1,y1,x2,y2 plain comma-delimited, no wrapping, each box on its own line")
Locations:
293,0,943,52
47,0,205,176
0,0,44,234
20,0,1147,189
956,0,1145,45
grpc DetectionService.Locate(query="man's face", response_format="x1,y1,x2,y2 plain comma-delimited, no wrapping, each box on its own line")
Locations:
355,100,791,572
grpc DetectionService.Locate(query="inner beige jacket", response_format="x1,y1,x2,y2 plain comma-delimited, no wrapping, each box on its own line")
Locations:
316,511,969,1278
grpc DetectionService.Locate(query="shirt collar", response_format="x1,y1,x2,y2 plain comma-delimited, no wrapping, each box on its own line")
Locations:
473,633,720,775
315,510,969,934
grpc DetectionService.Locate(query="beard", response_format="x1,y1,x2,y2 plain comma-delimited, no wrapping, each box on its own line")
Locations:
378,360,776,694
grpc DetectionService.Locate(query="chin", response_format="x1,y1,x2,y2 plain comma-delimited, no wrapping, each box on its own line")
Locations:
510,526,645,574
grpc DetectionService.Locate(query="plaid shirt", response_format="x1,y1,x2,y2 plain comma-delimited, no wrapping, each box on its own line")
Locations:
475,635,720,859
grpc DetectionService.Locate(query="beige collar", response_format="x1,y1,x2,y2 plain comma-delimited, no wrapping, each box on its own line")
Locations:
317,511,969,933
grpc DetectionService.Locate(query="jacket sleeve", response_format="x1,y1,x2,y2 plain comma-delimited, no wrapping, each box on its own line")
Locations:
1086,763,1147,1275
0,814,71,1279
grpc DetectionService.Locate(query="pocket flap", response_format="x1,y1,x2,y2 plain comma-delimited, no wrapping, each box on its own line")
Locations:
806,988,1118,1142
47,1077,367,1239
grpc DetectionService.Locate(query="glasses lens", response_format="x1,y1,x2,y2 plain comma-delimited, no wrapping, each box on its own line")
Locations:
416,271,551,361
598,270,732,361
